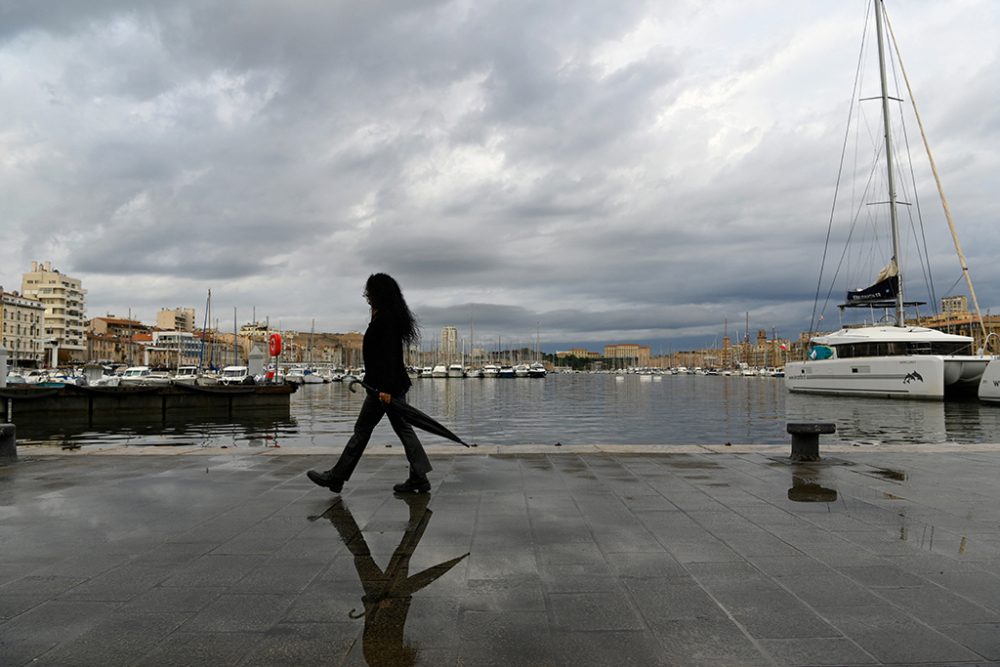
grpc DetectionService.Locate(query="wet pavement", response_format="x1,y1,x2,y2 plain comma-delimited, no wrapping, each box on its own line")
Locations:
3,445,1000,666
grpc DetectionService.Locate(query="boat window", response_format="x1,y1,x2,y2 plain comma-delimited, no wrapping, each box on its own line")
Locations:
834,341,972,358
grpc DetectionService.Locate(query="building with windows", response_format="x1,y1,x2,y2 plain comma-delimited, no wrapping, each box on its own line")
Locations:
20,261,87,363
153,330,201,366
603,343,651,367
440,326,458,360
156,307,196,332
1,288,45,367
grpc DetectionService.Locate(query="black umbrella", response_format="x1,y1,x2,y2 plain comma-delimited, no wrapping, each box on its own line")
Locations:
349,379,471,447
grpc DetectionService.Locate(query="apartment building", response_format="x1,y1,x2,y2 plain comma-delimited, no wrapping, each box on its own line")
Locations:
156,307,196,332
604,343,651,367
1,287,46,366
440,326,458,360
20,261,87,363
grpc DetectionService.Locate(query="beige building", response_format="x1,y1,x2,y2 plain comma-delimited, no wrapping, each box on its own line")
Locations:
440,326,458,360
157,307,196,332
604,343,651,367
21,261,88,363
556,347,600,359
1,288,46,366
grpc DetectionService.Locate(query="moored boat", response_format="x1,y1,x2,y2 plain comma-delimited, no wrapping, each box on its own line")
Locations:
977,357,1000,403
785,0,990,401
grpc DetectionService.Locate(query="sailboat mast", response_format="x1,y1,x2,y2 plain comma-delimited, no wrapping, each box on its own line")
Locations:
874,0,905,326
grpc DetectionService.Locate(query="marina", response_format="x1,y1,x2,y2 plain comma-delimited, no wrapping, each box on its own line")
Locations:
11,372,1000,451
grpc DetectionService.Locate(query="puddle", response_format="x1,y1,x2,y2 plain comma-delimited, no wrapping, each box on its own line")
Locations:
871,468,908,481
787,474,838,503
665,460,721,470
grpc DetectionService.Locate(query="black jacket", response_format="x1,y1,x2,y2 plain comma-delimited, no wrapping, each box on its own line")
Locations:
362,314,412,397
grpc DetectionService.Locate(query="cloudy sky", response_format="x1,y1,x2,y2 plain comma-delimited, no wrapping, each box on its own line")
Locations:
3,0,998,352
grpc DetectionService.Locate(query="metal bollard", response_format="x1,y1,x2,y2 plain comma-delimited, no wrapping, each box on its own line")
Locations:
0,423,16,460
786,422,836,462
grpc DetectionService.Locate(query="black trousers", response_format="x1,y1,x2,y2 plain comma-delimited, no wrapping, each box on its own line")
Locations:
331,391,432,481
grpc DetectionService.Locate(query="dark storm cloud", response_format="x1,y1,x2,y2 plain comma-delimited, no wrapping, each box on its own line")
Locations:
3,1,998,344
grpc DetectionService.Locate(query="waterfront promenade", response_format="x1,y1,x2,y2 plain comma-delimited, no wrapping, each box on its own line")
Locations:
2,443,1000,666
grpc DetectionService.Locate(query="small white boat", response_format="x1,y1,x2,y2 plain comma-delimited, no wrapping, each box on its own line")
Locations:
171,366,201,385
447,364,464,378
465,367,483,378
218,366,254,386
528,362,547,378
286,367,326,384
482,364,500,377
120,366,172,386
431,365,448,378
514,364,530,377
498,365,515,378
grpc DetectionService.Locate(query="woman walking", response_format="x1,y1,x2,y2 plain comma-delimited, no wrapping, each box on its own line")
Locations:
307,273,432,494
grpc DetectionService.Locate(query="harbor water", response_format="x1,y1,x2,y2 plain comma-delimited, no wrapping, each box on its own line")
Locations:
14,373,1000,450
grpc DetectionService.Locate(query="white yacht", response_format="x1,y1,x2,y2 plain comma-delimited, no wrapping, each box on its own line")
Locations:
447,364,464,378
786,1,990,401
482,364,500,377
430,365,448,378
786,327,987,400
979,357,1000,403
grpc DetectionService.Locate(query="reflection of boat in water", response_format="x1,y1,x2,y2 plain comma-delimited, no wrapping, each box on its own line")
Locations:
785,0,990,401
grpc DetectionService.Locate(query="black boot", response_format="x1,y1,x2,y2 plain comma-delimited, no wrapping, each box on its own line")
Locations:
393,474,430,494
307,469,344,493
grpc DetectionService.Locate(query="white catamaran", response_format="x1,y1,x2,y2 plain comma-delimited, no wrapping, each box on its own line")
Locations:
785,0,991,400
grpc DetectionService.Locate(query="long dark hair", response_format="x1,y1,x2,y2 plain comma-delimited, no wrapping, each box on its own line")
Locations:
364,273,420,346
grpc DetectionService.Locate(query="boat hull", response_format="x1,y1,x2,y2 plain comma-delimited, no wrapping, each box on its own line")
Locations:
785,355,989,400
979,358,1000,403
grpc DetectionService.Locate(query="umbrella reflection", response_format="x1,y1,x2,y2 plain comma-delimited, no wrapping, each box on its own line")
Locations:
312,495,469,666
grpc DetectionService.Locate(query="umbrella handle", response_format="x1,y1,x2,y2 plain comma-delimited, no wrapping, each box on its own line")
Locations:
348,379,374,394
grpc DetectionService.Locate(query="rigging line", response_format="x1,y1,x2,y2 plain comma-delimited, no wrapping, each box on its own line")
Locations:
887,30,937,315
944,273,964,296
821,140,885,319
811,0,872,332
884,7,988,341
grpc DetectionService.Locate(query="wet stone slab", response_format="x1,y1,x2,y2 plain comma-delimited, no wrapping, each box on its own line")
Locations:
3,448,1000,665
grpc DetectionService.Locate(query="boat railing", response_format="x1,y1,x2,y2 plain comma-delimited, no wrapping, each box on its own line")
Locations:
982,332,1000,356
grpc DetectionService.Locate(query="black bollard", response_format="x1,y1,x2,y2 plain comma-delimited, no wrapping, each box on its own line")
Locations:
0,423,16,460
786,422,836,462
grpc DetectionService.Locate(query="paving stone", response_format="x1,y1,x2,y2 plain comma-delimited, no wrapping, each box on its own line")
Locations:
7,449,1000,665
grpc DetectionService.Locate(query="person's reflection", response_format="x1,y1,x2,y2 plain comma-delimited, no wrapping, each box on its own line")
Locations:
311,495,469,666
